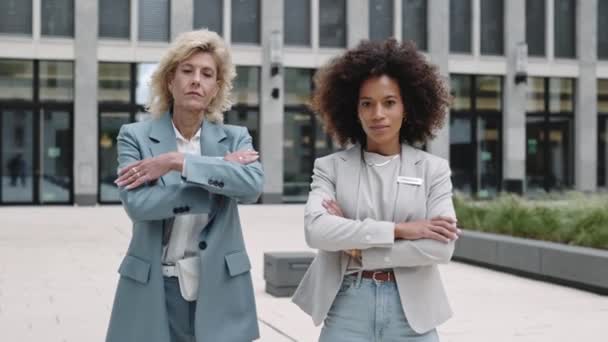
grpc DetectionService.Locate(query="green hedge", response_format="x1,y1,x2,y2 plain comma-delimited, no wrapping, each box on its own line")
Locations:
453,192,608,250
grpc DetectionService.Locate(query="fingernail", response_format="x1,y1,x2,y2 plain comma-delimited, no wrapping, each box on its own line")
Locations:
457,229,462,234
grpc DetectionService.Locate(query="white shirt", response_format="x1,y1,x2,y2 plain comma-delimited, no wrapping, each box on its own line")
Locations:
162,121,209,264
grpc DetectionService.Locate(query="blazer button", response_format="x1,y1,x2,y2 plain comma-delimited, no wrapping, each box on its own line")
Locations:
219,182,224,188
198,241,207,250
184,206,190,212
173,208,179,214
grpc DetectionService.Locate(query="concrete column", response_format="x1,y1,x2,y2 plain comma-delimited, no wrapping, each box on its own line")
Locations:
503,0,526,193
171,0,194,40
347,0,369,47
426,0,450,160
74,0,99,205
260,0,284,203
575,0,598,191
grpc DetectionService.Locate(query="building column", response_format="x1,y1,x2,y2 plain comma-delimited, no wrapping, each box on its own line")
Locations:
347,0,369,47
260,0,284,203
171,0,193,40
575,0,598,192
503,0,526,193
74,0,99,205
427,0,450,160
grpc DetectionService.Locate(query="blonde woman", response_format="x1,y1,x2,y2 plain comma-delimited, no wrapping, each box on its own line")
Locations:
106,29,263,342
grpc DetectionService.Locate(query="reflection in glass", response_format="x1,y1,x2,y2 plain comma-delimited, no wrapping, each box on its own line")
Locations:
370,0,393,41
40,110,72,203
136,63,158,105
476,76,501,111
100,112,130,202
548,78,574,113
40,61,74,101
0,60,34,100
231,0,260,44
99,63,131,102
283,111,314,202
284,68,313,106
319,0,346,47
600,1,608,59
526,77,545,113
450,75,472,111
233,66,260,105
598,79,608,113
1,110,34,202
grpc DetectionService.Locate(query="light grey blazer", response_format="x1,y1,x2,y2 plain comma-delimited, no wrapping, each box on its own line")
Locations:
106,112,263,342
292,144,456,334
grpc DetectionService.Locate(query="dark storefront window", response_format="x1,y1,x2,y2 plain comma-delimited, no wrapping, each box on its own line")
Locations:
41,0,74,37
526,0,546,57
480,0,503,55
554,0,576,58
284,0,311,46
450,0,472,53
598,80,608,188
0,0,32,35
450,75,502,198
526,77,574,193
0,59,74,204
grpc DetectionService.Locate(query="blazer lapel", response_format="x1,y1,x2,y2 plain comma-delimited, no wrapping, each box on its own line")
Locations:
200,119,228,157
335,145,362,220
149,112,180,186
394,144,424,223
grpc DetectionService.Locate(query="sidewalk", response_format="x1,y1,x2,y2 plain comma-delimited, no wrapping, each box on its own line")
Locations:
0,205,606,341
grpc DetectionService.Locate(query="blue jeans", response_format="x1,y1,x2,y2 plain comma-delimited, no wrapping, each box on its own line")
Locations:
164,277,196,342
319,274,440,342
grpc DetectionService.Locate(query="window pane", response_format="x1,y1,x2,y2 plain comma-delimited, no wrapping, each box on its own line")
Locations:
194,0,223,35
319,0,346,48
233,66,260,106
554,0,575,58
139,0,170,42
40,110,72,203
231,0,260,44
284,110,314,202
98,63,131,102
1,110,34,203
599,116,607,187
41,0,74,37
284,0,310,46
477,116,501,198
284,68,312,106
99,112,130,202
526,77,545,112
99,0,130,39
476,76,502,111
450,75,472,111
599,79,608,113
599,0,608,59
0,60,33,100
450,0,471,53
548,78,573,113
402,0,427,50
480,0,503,55
0,0,32,35
370,0,393,41
450,116,474,194
136,63,158,105
526,0,546,56
39,61,74,101
224,109,259,149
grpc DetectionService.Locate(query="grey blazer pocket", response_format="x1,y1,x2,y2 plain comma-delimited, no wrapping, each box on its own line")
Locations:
225,250,251,277
118,255,151,284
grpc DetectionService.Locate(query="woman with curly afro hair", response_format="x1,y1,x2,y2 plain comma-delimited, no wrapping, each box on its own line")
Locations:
292,38,461,341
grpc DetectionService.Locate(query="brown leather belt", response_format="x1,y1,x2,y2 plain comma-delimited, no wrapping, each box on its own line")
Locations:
361,270,395,282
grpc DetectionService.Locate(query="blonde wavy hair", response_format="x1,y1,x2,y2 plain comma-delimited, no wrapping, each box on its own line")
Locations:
147,29,236,123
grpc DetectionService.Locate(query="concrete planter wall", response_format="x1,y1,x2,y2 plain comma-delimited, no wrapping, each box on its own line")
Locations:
453,230,608,295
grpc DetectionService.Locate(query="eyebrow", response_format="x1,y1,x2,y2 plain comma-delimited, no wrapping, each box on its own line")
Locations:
359,95,399,100
180,64,216,73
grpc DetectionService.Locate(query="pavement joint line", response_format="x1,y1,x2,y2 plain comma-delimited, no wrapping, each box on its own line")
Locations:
257,318,298,342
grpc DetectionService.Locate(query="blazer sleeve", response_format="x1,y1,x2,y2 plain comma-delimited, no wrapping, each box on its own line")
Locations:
304,156,395,252
360,158,457,269
180,126,264,204
117,124,212,222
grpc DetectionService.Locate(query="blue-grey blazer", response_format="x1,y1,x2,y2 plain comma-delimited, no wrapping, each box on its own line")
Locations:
106,112,263,342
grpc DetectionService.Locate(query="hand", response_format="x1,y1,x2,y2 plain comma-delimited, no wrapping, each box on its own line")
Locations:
224,149,259,164
322,199,344,217
322,200,360,259
395,216,461,244
115,152,182,190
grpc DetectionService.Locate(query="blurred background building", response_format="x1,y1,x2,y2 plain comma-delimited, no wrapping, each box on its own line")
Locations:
0,0,606,205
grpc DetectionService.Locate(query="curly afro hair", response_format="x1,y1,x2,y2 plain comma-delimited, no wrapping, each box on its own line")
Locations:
311,38,450,147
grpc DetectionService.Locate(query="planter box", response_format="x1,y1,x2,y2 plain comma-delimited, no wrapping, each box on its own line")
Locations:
453,230,608,295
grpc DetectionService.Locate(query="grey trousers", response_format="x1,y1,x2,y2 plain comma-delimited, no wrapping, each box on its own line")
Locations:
164,277,196,342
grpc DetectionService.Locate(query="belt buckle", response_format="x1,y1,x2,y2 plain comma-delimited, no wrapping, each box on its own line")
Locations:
371,271,389,283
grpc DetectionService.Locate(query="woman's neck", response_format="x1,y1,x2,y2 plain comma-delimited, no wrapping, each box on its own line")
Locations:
365,139,400,156
172,107,204,140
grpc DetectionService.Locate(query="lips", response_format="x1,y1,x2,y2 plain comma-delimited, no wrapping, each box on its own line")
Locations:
186,92,202,97
370,125,390,131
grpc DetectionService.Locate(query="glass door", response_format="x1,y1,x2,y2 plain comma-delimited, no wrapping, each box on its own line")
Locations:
1,109,35,203
39,108,73,203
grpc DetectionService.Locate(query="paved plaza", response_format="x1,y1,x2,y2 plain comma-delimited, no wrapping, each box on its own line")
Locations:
0,205,606,341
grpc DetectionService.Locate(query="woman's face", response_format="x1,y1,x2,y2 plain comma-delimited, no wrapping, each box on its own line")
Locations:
357,74,405,153
168,51,219,114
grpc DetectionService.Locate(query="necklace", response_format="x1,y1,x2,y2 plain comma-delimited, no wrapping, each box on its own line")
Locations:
364,154,399,167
